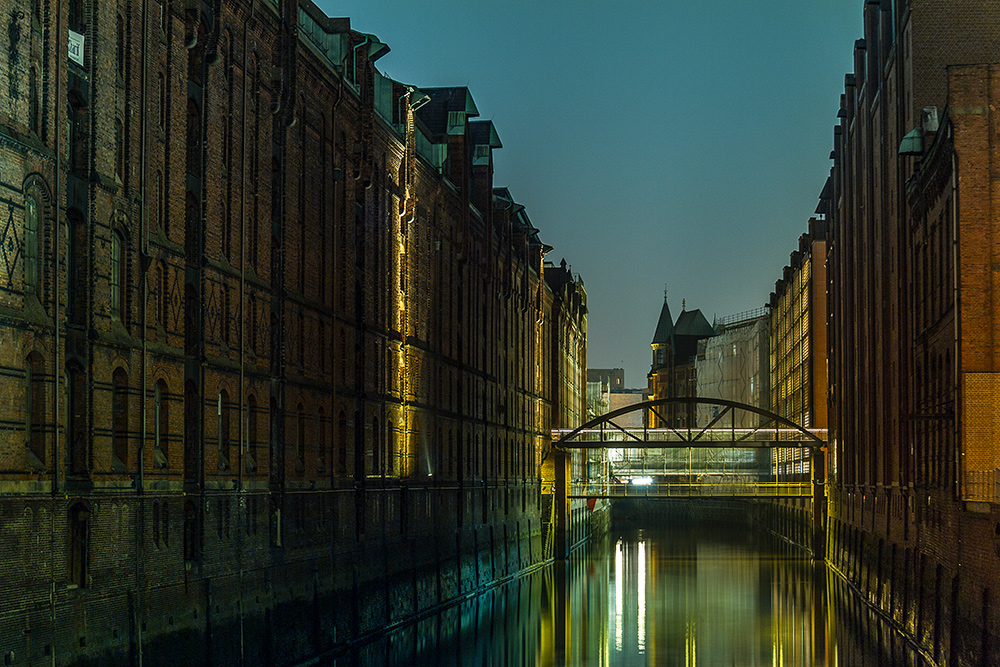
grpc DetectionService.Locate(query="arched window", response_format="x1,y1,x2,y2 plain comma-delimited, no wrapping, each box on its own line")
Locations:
221,283,231,345
387,425,394,477
372,416,380,475
67,362,87,475
110,230,123,318
249,55,259,111
318,321,326,371
115,118,125,181
25,352,45,464
219,389,231,468
337,411,347,474
23,194,38,296
183,500,198,561
154,379,168,467
184,380,198,481
248,293,257,351
161,501,169,546
317,408,326,471
155,169,166,235
68,503,90,586
157,73,166,130
220,115,229,171
297,311,305,367
117,14,125,77
113,368,129,466
246,394,257,473
68,0,84,33
185,192,199,259
153,500,160,547
29,68,39,135
67,91,87,174
186,98,200,175
157,263,169,327
296,403,305,467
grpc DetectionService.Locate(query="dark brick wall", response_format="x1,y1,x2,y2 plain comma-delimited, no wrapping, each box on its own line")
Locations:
0,1,589,665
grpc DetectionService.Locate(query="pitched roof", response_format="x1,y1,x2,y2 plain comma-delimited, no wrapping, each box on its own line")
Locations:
414,87,479,138
674,309,715,338
652,299,674,345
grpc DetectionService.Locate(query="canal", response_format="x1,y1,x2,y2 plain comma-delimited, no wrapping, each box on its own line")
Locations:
322,506,930,666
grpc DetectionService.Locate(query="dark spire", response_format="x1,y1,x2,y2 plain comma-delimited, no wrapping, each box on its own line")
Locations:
652,296,674,346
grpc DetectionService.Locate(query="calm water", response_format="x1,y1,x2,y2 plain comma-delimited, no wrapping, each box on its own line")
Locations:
326,519,929,666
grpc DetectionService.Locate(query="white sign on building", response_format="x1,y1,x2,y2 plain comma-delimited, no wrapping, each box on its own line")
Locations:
68,30,85,66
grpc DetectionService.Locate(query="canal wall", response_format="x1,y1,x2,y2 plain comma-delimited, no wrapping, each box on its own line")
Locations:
826,487,1000,667
2,486,549,667
750,498,814,555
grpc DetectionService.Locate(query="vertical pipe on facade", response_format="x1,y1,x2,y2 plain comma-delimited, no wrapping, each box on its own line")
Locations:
352,36,369,90
53,1,62,497
136,0,151,663
52,3,63,666
951,150,961,498
238,1,255,661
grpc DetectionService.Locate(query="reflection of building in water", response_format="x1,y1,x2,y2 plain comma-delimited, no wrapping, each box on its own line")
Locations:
600,523,828,666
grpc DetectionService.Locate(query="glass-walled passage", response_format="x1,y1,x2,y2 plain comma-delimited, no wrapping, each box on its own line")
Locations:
320,513,929,666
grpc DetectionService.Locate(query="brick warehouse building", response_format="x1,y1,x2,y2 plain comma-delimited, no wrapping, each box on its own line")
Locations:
822,1,1000,663
0,1,588,665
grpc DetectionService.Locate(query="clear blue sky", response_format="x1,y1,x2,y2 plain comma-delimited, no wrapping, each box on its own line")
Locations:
318,0,864,388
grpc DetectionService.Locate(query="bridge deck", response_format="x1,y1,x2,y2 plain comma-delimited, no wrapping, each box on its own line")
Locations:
569,482,813,499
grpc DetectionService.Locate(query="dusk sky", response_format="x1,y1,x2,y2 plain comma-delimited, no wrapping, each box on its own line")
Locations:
319,0,864,388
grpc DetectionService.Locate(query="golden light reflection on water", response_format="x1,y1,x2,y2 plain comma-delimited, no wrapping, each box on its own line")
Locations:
339,520,923,666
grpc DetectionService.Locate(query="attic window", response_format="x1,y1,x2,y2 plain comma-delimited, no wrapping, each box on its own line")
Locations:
473,144,490,165
447,111,465,135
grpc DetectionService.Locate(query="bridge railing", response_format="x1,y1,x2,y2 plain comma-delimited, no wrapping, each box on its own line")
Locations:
964,469,1000,502
568,481,813,498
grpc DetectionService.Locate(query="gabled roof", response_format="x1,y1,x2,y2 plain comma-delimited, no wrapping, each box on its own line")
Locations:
469,120,502,149
674,309,715,338
414,87,479,138
652,299,674,345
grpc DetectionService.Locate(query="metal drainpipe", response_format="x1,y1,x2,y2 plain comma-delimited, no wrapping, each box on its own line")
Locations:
136,0,150,663
352,36,369,89
238,1,255,662
52,3,63,667
951,148,961,499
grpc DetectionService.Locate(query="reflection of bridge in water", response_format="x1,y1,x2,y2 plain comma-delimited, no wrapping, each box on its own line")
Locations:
547,398,828,559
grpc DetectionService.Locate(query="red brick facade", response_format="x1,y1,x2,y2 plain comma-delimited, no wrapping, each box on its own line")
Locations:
824,2,1000,664
0,1,587,665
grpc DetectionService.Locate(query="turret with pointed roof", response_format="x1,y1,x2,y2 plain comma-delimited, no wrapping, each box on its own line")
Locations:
647,293,717,428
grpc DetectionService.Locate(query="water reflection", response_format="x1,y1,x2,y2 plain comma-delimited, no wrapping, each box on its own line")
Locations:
324,519,928,666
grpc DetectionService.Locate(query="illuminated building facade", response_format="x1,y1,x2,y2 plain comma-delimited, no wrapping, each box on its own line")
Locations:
768,219,827,475
0,1,589,664
823,1,1000,659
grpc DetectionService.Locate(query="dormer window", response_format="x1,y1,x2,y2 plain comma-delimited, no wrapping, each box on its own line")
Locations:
446,111,465,135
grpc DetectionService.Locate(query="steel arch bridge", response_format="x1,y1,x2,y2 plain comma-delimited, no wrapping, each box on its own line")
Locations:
546,397,828,559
